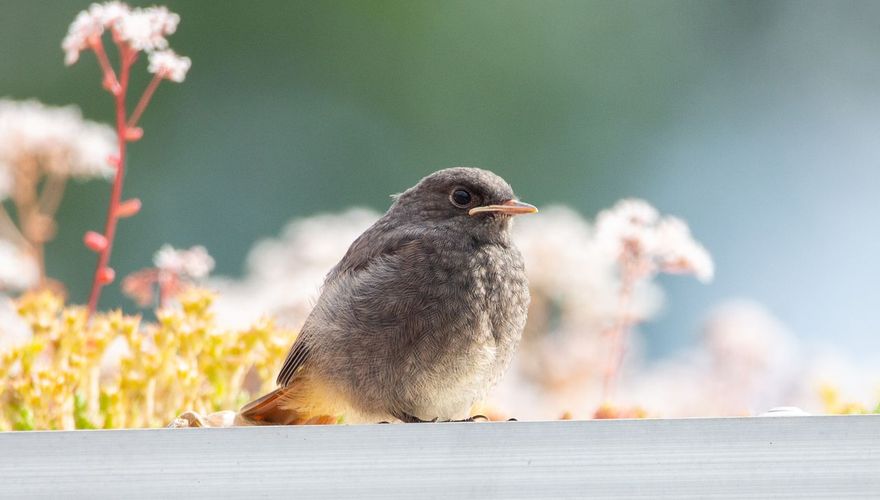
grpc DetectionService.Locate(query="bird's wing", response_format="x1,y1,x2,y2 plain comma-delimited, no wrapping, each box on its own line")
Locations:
325,216,425,280
275,225,420,387
275,337,312,386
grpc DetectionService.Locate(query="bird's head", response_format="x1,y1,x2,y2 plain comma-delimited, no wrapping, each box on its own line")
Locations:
390,167,537,242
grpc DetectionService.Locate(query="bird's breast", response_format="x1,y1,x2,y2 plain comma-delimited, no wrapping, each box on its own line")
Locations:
466,243,530,366
400,242,529,419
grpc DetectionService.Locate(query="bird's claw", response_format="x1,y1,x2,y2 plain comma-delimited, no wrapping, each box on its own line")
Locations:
452,414,489,422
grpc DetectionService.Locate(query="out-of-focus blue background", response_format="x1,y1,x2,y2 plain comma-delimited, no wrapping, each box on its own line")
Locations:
1,0,878,357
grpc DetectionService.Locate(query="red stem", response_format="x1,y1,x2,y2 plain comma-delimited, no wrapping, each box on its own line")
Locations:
86,44,138,317
600,254,638,403
128,74,162,129
90,37,119,93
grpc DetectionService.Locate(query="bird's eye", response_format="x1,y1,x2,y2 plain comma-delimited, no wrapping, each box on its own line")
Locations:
450,188,473,207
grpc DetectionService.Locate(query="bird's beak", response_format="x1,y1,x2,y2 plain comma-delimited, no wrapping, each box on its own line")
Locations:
469,199,539,216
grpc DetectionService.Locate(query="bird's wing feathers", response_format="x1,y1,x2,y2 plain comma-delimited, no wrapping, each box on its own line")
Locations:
238,387,299,425
274,225,420,388
325,216,424,280
275,340,311,386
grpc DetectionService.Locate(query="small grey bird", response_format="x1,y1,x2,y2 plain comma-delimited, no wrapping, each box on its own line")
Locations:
239,167,537,424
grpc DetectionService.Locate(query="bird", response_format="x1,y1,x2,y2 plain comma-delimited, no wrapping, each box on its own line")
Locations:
238,167,537,425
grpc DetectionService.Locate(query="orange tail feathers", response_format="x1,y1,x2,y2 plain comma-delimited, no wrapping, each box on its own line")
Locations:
237,382,343,426
237,387,301,426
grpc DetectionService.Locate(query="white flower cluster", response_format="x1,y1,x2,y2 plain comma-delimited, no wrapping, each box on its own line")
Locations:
0,99,115,199
62,2,189,82
154,245,215,279
147,50,191,83
596,198,714,282
63,1,127,65
114,5,179,52
514,206,663,327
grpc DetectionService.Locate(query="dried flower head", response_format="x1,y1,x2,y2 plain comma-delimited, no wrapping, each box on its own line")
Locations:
654,216,714,282
63,6,106,65
114,5,179,52
147,49,191,82
0,99,115,185
596,198,713,283
62,1,133,65
154,245,214,279
123,245,216,308
63,2,182,65
0,98,116,287
596,198,660,253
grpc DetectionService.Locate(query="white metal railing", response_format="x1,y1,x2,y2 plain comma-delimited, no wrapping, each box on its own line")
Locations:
1,415,878,498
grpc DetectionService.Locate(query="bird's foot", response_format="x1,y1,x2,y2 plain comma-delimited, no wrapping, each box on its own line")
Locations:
450,414,490,423
395,412,439,423
395,413,501,423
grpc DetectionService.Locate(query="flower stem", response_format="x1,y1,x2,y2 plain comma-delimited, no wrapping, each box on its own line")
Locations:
86,45,137,316
145,378,156,427
0,204,28,248
600,254,638,403
89,37,119,93
37,174,68,217
127,74,162,129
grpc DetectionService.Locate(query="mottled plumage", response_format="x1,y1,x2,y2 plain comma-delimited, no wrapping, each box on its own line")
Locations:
240,167,536,424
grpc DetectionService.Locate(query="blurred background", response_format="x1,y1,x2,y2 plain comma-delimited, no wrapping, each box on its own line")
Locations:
1,0,878,364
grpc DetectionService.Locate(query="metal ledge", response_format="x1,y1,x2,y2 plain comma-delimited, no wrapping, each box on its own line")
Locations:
1,415,878,498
